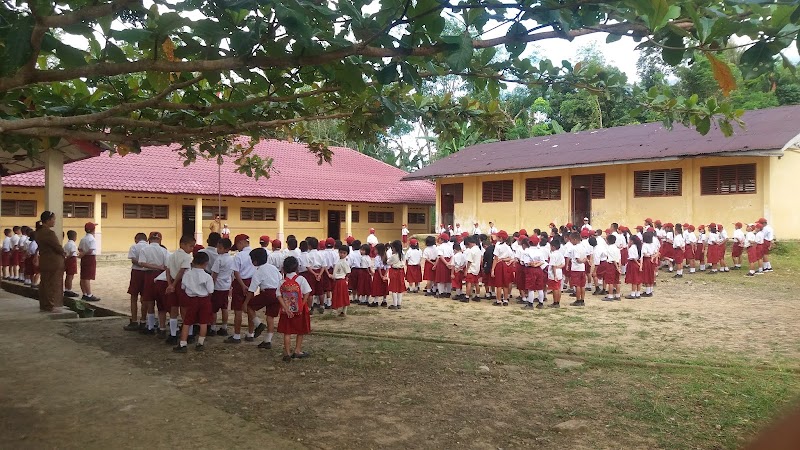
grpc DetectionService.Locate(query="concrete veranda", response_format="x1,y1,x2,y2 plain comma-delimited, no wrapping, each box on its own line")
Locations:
0,290,303,450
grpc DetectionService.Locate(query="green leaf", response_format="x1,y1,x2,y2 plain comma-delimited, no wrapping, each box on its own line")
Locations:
0,15,35,76
112,29,154,44
444,33,474,72
718,119,733,137
792,4,800,23
647,0,680,30
376,63,398,85
104,43,129,63
505,22,527,58
661,32,685,66
696,116,711,135
606,33,622,43
739,41,775,79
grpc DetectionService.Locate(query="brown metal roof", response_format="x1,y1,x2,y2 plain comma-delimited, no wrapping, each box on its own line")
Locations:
403,105,800,180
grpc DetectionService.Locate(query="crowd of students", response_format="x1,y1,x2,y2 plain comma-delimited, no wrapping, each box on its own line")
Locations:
2,222,100,302
122,218,776,360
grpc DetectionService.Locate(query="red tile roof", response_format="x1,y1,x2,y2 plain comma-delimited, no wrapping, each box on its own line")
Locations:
4,139,435,204
403,105,800,180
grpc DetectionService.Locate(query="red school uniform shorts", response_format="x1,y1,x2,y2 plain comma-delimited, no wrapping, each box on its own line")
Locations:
249,288,281,317
183,296,213,326
211,289,230,313
152,279,173,312
80,255,97,280
230,278,252,311
65,256,78,276
569,270,587,289
127,269,146,296
1,251,9,267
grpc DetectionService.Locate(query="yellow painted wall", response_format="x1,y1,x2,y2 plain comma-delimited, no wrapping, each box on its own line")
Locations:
0,188,431,252
436,155,799,238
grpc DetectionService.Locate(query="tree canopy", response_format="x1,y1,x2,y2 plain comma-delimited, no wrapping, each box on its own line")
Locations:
1,0,799,177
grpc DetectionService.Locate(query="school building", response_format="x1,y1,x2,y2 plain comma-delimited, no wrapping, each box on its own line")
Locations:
1,140,435,253
403,105,800,239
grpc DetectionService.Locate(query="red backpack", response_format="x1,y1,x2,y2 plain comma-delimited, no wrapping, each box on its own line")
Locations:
280,274,302,314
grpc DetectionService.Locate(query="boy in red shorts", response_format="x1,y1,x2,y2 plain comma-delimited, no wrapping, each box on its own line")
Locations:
174,252,214,352
137,232,169,335
566,232,588,307
244,247,283,349
78,222,100,302
225,234,255,344
63,230,79,298
210,237,233,336
547,240,564,308
125,232,148,331
463,236,482,302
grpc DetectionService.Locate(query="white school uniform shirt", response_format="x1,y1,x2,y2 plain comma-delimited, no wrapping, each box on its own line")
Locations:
472,226,482,235
64,240,78,257
489,226,498,235
451,252,466,271
706,232,718,246
628,245,640,261
520,246,534,267
454,226,462,234
297,251,310,273
606,245,621,265
755,230,764,245
685,232,697,246
78,233,97,256
200,246,220,274
139,242,170,280
19,235,29,252
386,247,393,260
308,249,323,270
672,234,685,250
373,255,386,271
612,232,625,250
763,225,774,241
422,245,439,262
388,253,405,269
592,242,607,266
641,242,658,258
165,248,192,282
234,246,256,279
566,244,587,272
211,252,234,291
405,248,422,266
181,268,214,298
128,240,149,270
333,258,351,279
697,232,706,245
2,236,11,252
280,272,312,297
267,249,286,270
718,229,728,244
531,246,548,269
465,246,482,275
346,248,361,268
549,250,565,281
438,242,455,258
744,231,756,248
27,240,38,256
360,253,372,269
286,248,304,272
581,223,593,232
733,229,745,246
401,226,409,237
10,234,20,249
248,263,283,293
366,234,379,246
665,231,674,245
494,242,514,261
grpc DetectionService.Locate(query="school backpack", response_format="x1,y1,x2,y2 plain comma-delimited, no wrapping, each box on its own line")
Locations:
280,274,302,314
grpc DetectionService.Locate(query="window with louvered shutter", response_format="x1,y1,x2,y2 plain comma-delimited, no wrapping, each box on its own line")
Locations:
63,202,107,218
572,174,605,199
288,209,320,222
700,164,756,195
634,169,682,197
482,180,514,203
1,200,37,217
408,212,426,224
525,176,561,201
241,207,277,221
441,183,464,203
123,204,170,219
336,211,360,223
368,211,395,223
202,206,228,220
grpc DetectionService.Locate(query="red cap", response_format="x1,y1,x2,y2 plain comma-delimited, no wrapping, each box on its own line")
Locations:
317,241,325,250
325,237,336,246
548,223,555,228
619,226,628,232
529,235,540,245
192,244,204,255
755,223,763,229
604,228,612,234
636,225,644,230
718,225,724,231
580,229,590,238
664,223,673,228
234,234,249,244
439,233,450,240
497,230,509,240
84,222,97,231
709,223,716,228
647,227,655,233
402,223,407,227
682,223,690,228
698,224,705,230
645,218,653,223
758,217,767,224
259,235,270,244
688,225,695,231
369,228,376,233
272,239,282,249
345,236,355,244
735,222,743,228
654,220,662,226
566,223,573,228
409,238,418,245
461,231,469,237
519,229,527,236
148,231,162,240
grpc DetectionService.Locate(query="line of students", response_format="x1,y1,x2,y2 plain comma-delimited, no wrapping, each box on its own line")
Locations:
2,222,100,302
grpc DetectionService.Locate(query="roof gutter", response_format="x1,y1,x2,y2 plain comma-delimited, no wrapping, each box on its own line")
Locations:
402,148,783,181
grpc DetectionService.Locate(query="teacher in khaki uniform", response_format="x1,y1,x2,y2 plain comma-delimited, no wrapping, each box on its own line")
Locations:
37,211,66,312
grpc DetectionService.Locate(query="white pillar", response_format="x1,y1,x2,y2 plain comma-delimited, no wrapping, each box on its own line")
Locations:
345,203,353,238
44,150,64,240
194,197,203,244
277,200,285,241
401,203,408,239
93,192,102,254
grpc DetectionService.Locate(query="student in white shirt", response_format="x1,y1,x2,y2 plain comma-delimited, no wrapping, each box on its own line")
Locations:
401,224,410,246
267,239,286,270
589,236,607,296
565,232,588,306
137,232,170,335
332,246,352,315
244,247,283,349
158,235,194,341
717,224,730,272
63,230,80,298
10,227,21,281
226,234,255,344
404,238,422,293
491,231,514,305
201,232,221,275
463,236,482,302
472,222,482,236
387,240,407,309
1,228,11,279
548,240,565,307
604,234,622,300
453,223,462,235
759,218,775,271
744,224,759,276
434,234,454,298
174,252,214,353
124,232,149,331
581,217,593,232
210,237,234,336
77,222,100,301
685,225,698,274
422,235,439,296
754,223,765,274
450,243,467,301
488,222,499,235
671,224,686,278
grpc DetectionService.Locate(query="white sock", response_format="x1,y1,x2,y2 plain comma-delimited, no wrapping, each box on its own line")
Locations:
537,290,544,303
253,316,262,327
211,324,218,331
188,326,194,336
265,332,273,343
397,294,403,305
392,292,399,306
169,318,178,336
527,291,535,304
179,340,187,347
197,336,205,345
677,270,683,275
146,313,155,330
221,323,228,330
233,333,241,339
749,270,755,274
247,332,254,338
690,268,695,273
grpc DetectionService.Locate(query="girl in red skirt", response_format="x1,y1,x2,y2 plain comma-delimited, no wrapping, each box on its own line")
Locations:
625,235,643,299
640,232,657,297
387,240,406,310
357,244,373,305
696,225,707,271
491,231,514,306
371,243,389,306
404,238,423,293
277,256,312,362
684,225,697,274
331,246,351,316
422,235,438,296
434,233,453,298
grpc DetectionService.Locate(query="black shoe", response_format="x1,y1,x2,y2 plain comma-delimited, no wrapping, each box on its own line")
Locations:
625,294,638,299
83,295,101,302
602,297,615,302
521,303,533,309
253,322,266,338
282,354,292,362
157,329,167,339
570,300,585,307
317,305,325,314
143,328,156,336
165,335,178,345
195,344,205,352
123,322,139,331
217,328,228,337
569,293,577,297
324,305,332,310
502,301,508,306
257,341,272,349
64,290,80,298
368,302,378,307
388,305,397,310
548,303,560,308
460,298,470,303
224,336,241,344
641,292,653,297
673,274,683,278
492,302,502,306
516,299,527,304
244,335,254,342
535,303,544,309
471,297,481,302
746,273,755,277
592,289,602,296
207,329,217,337
292,352,310,359
381,301,388,307
187,334,195,343
173,345,188,353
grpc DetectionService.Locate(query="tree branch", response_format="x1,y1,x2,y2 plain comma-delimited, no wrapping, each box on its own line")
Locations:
40,0,141,28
